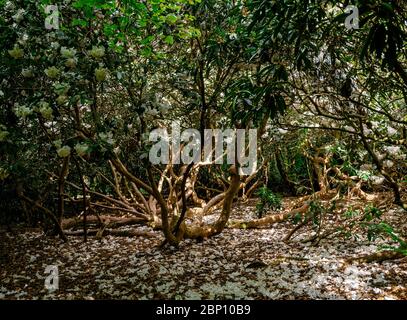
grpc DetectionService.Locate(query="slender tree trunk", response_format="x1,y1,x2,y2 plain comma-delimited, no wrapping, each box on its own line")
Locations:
57,156,70,225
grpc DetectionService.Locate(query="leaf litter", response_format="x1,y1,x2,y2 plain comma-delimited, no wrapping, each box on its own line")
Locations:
0,202,406,300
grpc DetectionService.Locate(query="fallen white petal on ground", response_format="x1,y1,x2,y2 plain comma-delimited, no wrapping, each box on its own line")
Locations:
1,204,406,300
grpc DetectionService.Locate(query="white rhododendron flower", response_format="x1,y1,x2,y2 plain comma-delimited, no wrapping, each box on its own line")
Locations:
5,1,15,11
95,68,108,82
60,47,76,58
39,102,53,120
45,66,60,78
40,108,53,120
18,33,29,46
53,83,70,95
57,146,71,158
14,104,32,118
89,46,105,59
38,101,49,110
65,58,77,68
8,46,24,59
74,143,89,157
50,42,60,50
12,9,25,23
21,68,34,78
56,95,68,105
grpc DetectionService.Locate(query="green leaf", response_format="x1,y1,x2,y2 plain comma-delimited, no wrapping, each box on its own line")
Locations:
166,14,178,25
104,24,118,37
164,35,174,45
140,47,152,57
72,18,87,27
141,35,154,45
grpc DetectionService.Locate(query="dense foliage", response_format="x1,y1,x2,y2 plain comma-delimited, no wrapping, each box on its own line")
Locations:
0,0,406,253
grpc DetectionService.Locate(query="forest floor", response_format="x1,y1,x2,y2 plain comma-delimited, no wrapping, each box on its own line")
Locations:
1,196,406,300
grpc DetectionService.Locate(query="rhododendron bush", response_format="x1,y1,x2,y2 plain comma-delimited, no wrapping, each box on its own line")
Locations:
0,0,406,272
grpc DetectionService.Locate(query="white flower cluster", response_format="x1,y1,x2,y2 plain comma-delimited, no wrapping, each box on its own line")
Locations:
60,47,77,68
45,66,60,79
21,68,34,78
89,46,105,59
12,8,25,23
56,95,68,105
60,47,76,59
14,104,32,118
99,132,114,145
8,45,24,59
57,145,71,158
4,1,15,11
95,68,108,82
17,33,29,46
38,101,53,120
53,82,70,96
53,140,70,158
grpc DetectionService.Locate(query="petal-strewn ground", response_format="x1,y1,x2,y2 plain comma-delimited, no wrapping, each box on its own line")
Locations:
1,201,406,300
